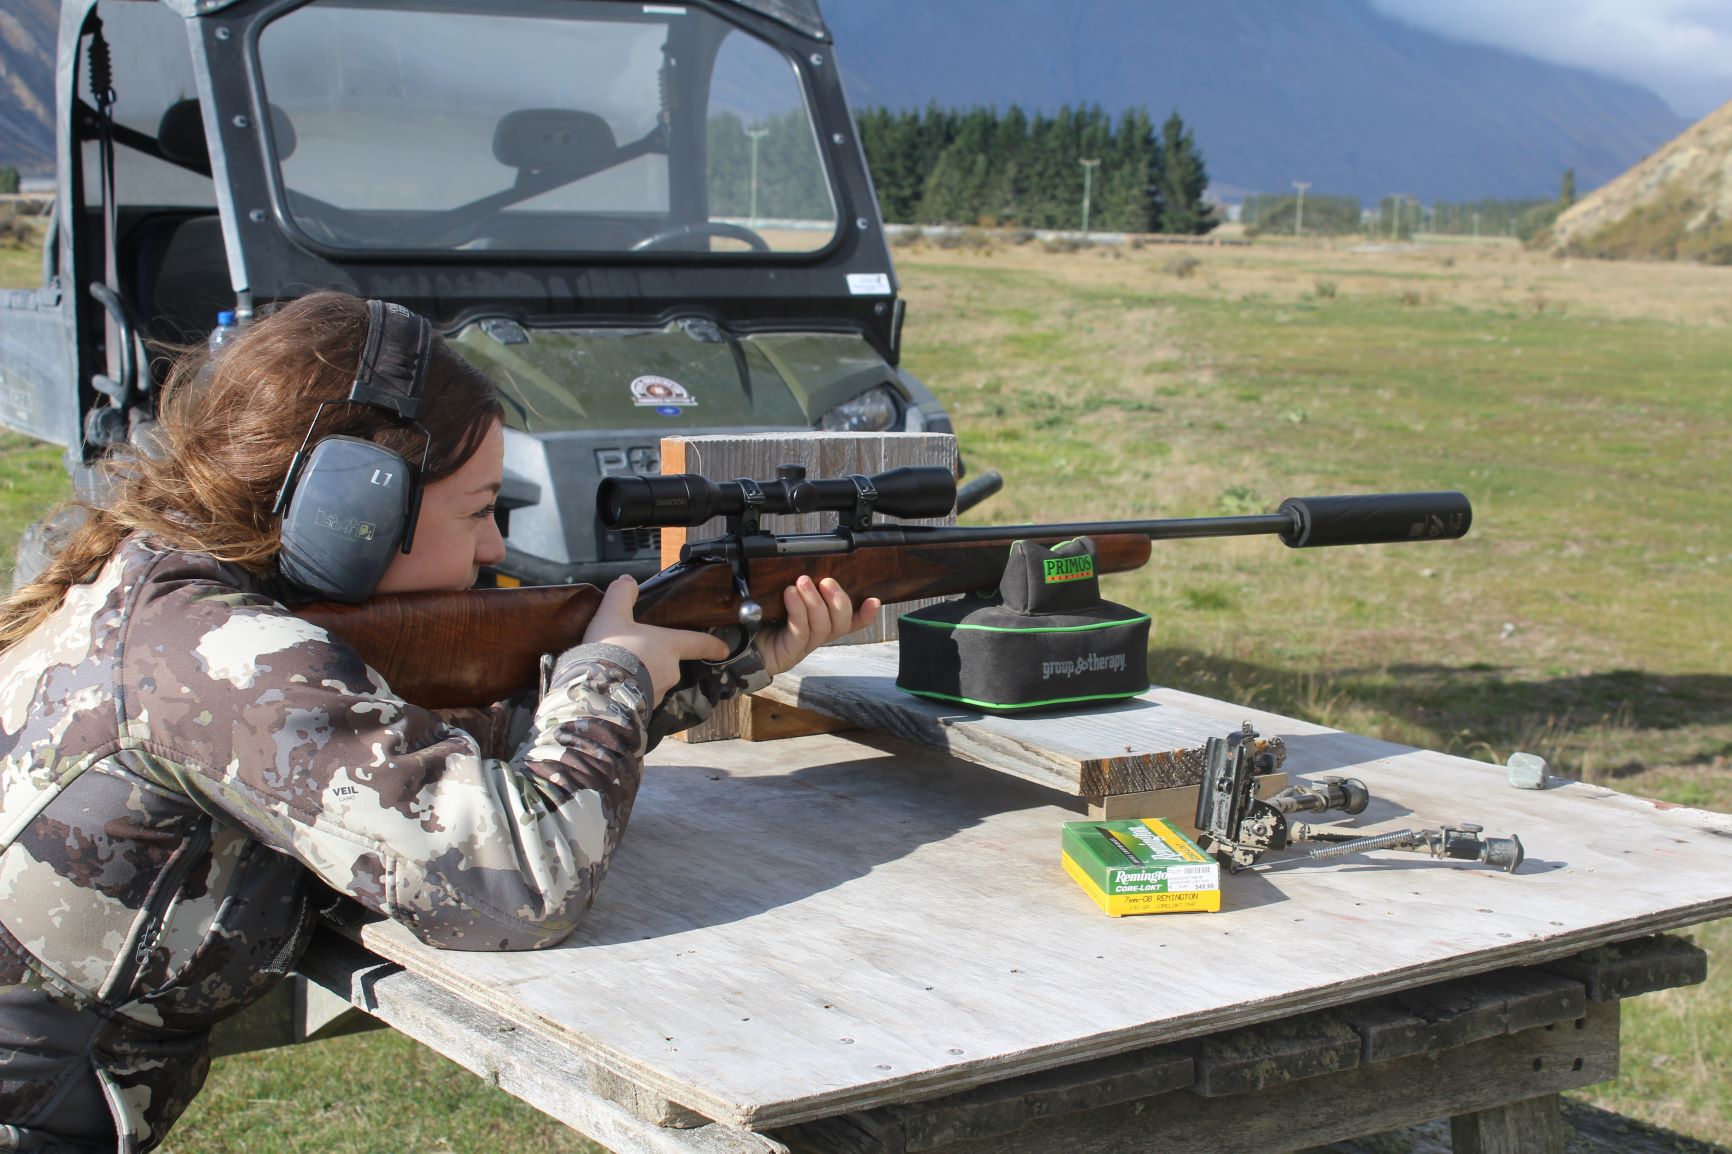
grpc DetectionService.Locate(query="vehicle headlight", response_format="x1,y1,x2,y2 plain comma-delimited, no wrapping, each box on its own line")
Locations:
818,385,901,432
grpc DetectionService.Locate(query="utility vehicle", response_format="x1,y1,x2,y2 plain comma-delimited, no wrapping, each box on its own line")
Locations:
2,0,960,585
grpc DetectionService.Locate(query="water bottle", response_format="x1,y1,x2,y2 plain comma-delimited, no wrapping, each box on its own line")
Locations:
208,310,238,355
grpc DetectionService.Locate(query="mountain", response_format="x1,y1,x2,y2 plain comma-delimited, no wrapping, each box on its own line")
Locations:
823,0,1687,205
1547,100,1732,263
0,1,1689,203
0,0,55,177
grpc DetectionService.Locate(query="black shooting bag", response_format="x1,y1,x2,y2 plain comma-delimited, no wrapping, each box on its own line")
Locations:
896,536,1150,713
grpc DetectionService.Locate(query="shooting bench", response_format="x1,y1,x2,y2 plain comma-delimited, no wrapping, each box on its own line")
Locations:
240,679,1731,1154
225,434,1730,1153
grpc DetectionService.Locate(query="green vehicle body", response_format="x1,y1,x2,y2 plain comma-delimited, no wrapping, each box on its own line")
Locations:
1,0,957,586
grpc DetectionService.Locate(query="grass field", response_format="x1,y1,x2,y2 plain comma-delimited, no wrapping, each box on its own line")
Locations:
2,220,1730,1150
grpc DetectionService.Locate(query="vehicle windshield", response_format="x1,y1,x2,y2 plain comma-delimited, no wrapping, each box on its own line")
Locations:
254,0,838,255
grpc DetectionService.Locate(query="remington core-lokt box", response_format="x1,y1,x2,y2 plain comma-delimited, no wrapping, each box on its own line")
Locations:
1061,818,1221,916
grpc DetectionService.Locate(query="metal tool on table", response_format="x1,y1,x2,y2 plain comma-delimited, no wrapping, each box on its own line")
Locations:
1193,722,1523,874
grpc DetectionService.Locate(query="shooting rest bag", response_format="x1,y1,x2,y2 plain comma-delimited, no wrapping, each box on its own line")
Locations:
896,536,1150,713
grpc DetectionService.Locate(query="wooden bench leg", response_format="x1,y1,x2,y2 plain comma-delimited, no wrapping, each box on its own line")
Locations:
1450,1092,1564,1154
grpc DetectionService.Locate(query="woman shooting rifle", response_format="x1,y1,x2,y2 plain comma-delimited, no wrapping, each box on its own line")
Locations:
0,291,878,1153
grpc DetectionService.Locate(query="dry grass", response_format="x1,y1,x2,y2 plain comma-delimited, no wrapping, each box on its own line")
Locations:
893,229,1732,326
4,224,1731,1149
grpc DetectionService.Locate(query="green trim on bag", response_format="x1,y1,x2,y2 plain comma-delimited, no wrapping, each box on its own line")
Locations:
897,685,1151,710
897,612,1150,634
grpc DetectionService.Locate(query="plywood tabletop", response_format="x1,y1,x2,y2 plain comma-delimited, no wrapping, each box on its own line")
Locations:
355,701,1732,1131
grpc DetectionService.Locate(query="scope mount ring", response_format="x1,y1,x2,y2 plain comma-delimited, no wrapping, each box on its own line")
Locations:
839,474,879,530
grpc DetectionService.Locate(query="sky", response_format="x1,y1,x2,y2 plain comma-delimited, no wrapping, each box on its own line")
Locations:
1372,0,1732,118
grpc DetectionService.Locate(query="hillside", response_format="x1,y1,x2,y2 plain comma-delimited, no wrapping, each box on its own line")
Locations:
824,0,1685,204
1548,101,1732,264
0,0,55,177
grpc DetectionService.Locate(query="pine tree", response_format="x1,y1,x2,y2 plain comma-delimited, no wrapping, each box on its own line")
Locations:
1098,107,1155,232
1560,168,1576,208
1152,111,1216,235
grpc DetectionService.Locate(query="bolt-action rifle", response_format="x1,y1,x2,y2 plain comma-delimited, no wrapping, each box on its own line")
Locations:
295,466,1471,709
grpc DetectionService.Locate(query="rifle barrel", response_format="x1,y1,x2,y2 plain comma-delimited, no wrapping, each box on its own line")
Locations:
703,490,1471,561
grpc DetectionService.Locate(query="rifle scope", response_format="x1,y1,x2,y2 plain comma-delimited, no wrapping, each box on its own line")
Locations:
598,465,958,529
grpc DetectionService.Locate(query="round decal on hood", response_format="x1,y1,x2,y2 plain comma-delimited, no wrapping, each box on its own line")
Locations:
630,375,698,407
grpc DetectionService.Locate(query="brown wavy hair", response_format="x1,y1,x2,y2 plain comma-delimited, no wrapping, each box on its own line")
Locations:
0,291,503,650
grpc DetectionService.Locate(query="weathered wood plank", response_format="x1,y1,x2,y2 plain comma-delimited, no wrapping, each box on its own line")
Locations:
1087,773,1288,833
841,1002,1618,1154
756,641,1286,795
1450,1092,1565,1154
1316,1098,1730,1154
1541,933,1709,1001
660,434,957,743
297,933,783,1152
740,696,855,742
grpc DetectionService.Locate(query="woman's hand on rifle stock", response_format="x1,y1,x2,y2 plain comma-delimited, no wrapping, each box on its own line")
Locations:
584,576,731,706
757,576,881,677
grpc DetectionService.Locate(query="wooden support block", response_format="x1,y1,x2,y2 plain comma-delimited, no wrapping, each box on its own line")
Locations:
1495,968,1589,1034
1342,970,1589,1065
208,973,384,1058
1450,1092,1565,1154
1179,1010,1361,1096
845,1001,1619,1154
740,695,854,742
1087,772,1287,837
782,1045,1193,1154
757,642,1290,797
660,432,958,744
1541,933,1708,1001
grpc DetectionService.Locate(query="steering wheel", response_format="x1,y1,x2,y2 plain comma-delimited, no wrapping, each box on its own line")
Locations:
630,221,772,253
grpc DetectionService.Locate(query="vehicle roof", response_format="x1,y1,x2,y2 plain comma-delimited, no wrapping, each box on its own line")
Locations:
145,0,829,40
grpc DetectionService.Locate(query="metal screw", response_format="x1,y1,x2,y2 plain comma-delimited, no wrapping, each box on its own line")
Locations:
810,53,824,66
248,208,266,223
832,133,845,145
856,217,869,231
232,114,249,129
214,26,231,41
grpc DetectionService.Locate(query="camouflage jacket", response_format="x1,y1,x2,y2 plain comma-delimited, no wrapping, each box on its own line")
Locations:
0,536,764,1153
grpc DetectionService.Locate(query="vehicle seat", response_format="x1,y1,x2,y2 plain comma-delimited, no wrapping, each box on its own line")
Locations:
157,97,300,171
156,98,210,172
131,99,302,345
494,109,617,186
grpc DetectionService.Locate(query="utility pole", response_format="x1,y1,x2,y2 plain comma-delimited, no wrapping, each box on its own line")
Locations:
1292,180,1310,238
745,125,770,223
1079,157,1100,233
1472,211,1481,240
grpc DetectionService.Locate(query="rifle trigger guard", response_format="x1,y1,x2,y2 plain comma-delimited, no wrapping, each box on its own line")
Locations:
704,565,763,671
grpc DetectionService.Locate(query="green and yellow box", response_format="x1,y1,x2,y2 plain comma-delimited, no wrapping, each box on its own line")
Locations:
1061,818,1221,916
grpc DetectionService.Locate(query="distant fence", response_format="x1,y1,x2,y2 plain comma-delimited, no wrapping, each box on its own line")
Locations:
885,223,1249,248
0,194,54,215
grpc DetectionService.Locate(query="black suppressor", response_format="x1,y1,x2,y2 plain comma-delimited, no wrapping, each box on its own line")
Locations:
598,465,958,529
1278,491,1471,548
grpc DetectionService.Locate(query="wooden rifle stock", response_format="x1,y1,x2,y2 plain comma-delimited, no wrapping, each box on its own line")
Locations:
294,533,1152,709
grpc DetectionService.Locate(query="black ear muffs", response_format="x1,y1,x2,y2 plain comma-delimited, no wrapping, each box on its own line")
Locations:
273,300,434,602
